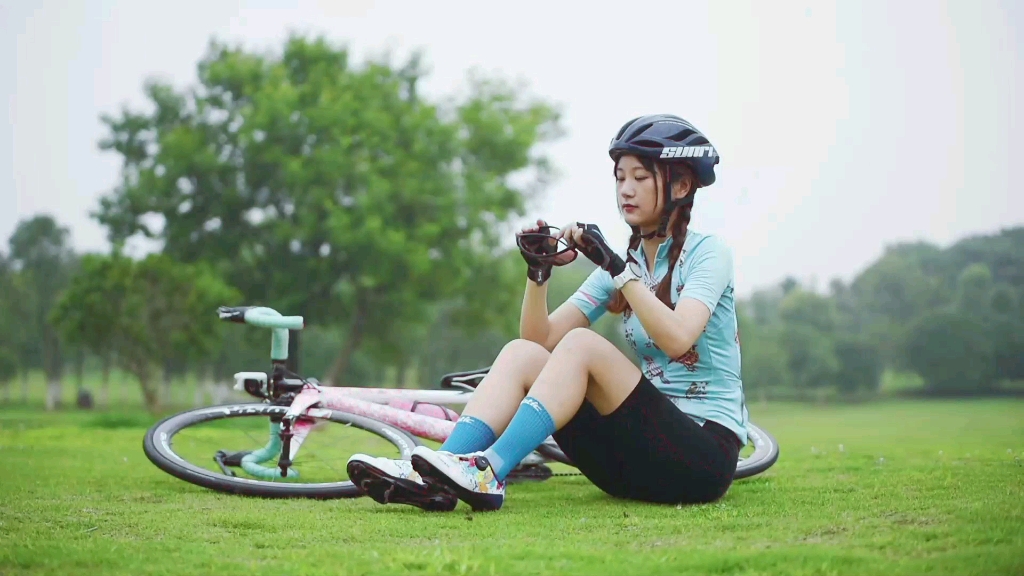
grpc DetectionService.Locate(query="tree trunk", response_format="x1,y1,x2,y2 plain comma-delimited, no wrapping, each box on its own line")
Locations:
395,356,409,389
161,361,173,408
43,330,63,411
321,305,368,386
194,364,214,407
73,347,94,409
134,362,160,413
141,380,160,413
193,366,204,407
215,380,232,404
212,353,235,403
100,353,112,409
45,375,61,411
120,366,130,405
20,369,29,404
75,348,85,393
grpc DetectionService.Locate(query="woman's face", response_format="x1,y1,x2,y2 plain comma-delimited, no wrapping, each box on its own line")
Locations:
615,155,662,228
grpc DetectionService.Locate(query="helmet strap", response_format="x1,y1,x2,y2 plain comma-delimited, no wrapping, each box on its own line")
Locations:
640,163,676,239
633,163,696,240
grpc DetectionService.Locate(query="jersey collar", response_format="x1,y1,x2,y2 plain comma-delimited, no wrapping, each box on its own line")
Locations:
628,228,697,269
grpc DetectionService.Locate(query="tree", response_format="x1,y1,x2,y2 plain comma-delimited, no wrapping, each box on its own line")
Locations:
51,253,240,412
747,286,785,326
94,35,563,385
990,283,1018,318
0,252,35,402
851,251,945,368
0,252,18,403
987,283,1024,382
903,310,995,394
50,253,133,408
778,288,838,334
1019,287,1024,325
129,255,241,410
832,335,883,395
7,216,75,409
736,306,792,396
955,263,994,319
943,227,1024,288
775,288,848,394
779,324,840,392
989,318,1024,383
0,348,15,404
852,252,946,324
732,227,1024,400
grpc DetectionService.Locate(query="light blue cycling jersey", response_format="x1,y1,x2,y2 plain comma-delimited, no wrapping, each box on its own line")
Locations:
567,228,749,445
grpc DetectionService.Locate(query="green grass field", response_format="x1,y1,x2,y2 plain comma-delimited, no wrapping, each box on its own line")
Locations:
1,399,1022,575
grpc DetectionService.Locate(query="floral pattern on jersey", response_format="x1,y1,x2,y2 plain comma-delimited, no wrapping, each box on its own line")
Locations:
672,345,700,372
642,355,671,386
683,381,708,401
624,325,638,352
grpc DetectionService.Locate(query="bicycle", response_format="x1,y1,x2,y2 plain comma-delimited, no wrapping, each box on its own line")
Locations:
143,306,780,499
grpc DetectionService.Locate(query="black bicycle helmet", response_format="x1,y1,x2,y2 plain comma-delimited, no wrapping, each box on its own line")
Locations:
609,114,720,237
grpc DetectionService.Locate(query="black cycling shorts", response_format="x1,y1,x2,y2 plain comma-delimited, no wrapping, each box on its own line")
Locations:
552,375,742,505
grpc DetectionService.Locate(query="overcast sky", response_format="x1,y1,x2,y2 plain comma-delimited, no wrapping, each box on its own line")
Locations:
3,0,1021,295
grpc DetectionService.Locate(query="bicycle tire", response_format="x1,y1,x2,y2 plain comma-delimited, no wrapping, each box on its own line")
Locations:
143,403,421,499
535,421,780,481
733,422,780,480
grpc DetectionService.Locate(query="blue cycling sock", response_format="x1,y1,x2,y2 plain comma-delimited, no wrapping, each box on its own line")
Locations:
482,396,556,481
439,415,496,454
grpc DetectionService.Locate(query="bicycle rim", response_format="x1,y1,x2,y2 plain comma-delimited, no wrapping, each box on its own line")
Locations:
143,403,420,499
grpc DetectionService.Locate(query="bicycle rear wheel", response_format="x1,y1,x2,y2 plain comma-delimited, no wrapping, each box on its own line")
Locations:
535,421,779,480
143,403,420,499
733,422,780,480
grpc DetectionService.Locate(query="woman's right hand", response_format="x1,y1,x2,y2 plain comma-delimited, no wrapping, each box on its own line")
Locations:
516,219,577,285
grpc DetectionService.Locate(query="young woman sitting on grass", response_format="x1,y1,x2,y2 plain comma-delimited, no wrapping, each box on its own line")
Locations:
347,114,748,512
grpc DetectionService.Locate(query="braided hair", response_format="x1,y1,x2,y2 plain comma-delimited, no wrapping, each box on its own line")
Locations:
607,157,696,315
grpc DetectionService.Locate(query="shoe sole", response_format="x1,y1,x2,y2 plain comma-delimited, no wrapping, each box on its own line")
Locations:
410,453,503,512
346,460,458,512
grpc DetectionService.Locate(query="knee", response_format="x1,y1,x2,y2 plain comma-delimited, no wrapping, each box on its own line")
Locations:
486,339,550,392
496,338,550,365
554,327,602,354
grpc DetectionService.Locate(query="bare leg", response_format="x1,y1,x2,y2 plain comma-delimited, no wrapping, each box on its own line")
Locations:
345,340,550,511
458,339,550,436
527,328,642,428
406,328,645,503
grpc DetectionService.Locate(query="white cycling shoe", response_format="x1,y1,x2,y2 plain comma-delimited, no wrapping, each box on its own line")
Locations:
410,446,506,512
346,453,458,512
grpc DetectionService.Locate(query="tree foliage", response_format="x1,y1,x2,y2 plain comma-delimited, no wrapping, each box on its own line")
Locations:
903,310,995,394
94,35,563,384
5,30,1021,405
52,253,240,411
6,216,75,409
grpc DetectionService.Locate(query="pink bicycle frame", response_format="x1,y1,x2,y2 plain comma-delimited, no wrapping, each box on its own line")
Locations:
281,384,473,461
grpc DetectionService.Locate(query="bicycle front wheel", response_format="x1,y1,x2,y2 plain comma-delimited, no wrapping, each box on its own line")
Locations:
143,403,420,499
